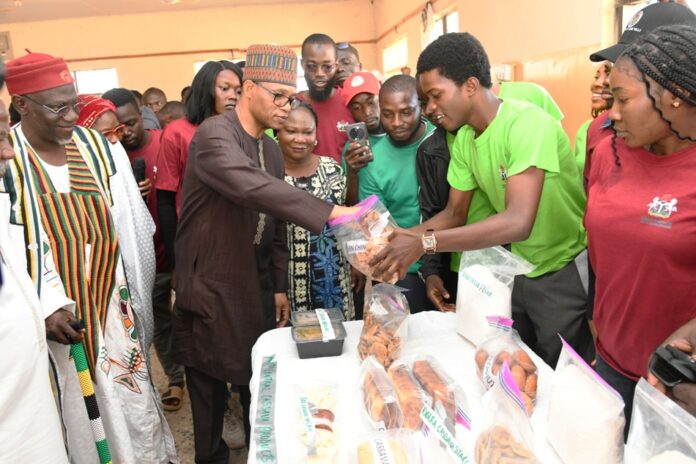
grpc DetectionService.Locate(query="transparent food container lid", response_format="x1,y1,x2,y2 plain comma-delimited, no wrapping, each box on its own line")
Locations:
291,323,347,343
290,308,346,327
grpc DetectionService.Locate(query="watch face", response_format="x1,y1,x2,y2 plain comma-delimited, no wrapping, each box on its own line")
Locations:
423,237,436,248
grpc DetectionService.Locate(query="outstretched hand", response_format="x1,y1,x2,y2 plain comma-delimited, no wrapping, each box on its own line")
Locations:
368,228,423,283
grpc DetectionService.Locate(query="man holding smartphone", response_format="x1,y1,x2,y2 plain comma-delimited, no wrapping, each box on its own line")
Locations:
341,71,386,204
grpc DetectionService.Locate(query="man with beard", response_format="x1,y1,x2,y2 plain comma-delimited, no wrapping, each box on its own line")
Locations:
2,51,176,463
335,42,362,87
357,75,435,313
297,33,354,163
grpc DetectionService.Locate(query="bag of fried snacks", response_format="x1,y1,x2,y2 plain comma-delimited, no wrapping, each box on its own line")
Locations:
409,356,472,435
386,361,429,432
358,283,410,368
547,337,625,464
328,194,399,283
475,362,539,464
359,355,403,431
474,318,537,415
456,246,533,345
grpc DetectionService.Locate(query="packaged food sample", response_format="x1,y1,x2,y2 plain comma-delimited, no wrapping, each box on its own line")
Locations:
411,357,472,433
292,322,347,359
388,361,425,431
295,382,340,463
474,319,537,415
358,283,410,368
360,356,403,430
328,194,399,283
626,378,696,463
546,338,625,464
455,247,533,345
355,430,419,464
291,308,346,326
475,363,539,464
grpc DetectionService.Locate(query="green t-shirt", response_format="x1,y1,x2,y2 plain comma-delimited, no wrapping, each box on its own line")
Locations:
358,121,435,274
447,100,586,277
498,81,564,122
573,119,592,180
445,131,496,273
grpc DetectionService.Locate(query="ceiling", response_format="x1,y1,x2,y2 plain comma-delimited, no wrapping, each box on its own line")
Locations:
0,0,347,23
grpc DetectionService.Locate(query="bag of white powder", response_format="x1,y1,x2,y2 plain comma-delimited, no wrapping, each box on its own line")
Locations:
455,247,533,345
546,338,625,464
625,378,696,463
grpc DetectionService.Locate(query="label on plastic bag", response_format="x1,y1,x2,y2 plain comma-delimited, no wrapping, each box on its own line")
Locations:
345,239,367,255
368,212,391,236
254,356,278,463
369,437,396,464
299,396,317,456
315,308,336,342
420,405,471,464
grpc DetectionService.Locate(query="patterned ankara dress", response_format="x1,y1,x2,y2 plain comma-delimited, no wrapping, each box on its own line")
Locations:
284,156,354,320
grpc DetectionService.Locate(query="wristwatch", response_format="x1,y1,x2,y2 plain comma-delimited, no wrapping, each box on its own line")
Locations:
422,229,437,255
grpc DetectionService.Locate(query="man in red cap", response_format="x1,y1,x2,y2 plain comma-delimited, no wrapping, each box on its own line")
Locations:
0,58,70,464
340,71,386,205
2,51,177,463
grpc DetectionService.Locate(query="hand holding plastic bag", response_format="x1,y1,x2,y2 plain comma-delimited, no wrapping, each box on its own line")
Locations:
329,195,399,283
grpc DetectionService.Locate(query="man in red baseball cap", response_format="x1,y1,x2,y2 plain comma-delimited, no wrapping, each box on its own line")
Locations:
341,71,386,205
3,51,177,463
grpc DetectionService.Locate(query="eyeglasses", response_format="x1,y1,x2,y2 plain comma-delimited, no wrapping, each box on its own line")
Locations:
101,124,125,142
254,82,296,108
22,94,83,117
303,62,336,74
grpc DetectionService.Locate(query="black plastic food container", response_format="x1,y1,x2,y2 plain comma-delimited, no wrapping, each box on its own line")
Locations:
291,322,347,359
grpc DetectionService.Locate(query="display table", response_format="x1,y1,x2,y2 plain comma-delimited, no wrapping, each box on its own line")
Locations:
249,311,562,463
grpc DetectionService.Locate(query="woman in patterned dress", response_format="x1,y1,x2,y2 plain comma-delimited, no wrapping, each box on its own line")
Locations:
278,101,355,319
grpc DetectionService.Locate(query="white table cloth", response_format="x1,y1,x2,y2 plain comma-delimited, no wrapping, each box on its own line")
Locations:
249,311,562,463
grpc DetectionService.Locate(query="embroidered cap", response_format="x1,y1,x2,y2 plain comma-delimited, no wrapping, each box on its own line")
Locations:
5,51,75,95
243,44,297,87
590,2,696,62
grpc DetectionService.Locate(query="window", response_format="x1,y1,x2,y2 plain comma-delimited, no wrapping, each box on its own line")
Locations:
73,68,119,94
382,37,408,78
434,10,459,37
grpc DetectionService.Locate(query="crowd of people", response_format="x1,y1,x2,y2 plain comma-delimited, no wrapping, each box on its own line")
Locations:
1,1,695,463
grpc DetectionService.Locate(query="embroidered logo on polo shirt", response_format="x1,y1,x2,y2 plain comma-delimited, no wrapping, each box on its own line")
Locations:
641,194,678,229
499,165,508,184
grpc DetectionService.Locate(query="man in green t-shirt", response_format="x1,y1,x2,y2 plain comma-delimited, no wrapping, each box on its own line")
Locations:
358,74,435,313
371,33,593,366
340,71,387,205
418,80,566,313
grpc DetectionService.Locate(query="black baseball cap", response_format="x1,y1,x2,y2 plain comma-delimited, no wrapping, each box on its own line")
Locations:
590,2,696,62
